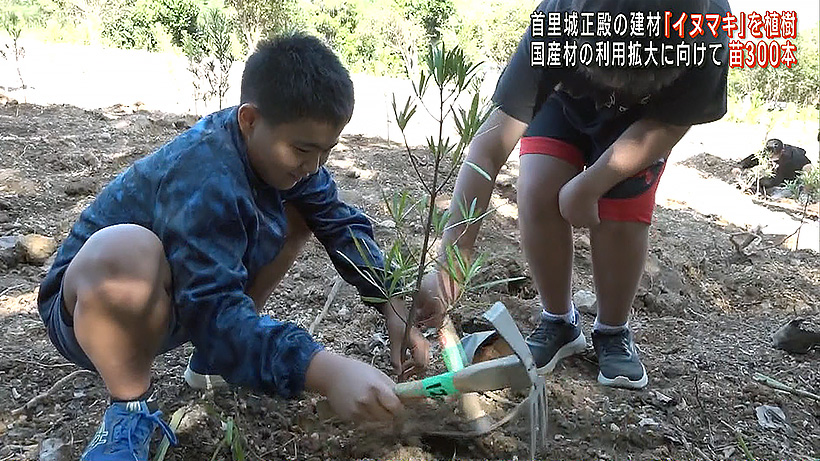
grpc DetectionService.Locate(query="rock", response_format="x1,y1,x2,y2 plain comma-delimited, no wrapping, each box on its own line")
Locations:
772,318,820,354
609,423,621,433
573,290,597,315
756,405,793,434
653,391,675,406
337,189,358,204
376,220,396,229
0,235,21,268
345,170,360,179
81,152,100,168
337,305,349,318
639,417,659,428
39,438,70,461
18,234,57,265
64,178,96,196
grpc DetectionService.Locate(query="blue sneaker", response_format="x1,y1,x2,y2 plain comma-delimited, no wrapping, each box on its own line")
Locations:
81,399,177,461
183,349,228,390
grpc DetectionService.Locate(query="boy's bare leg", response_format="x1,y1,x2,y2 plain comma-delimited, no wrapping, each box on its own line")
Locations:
589,220,649,326
517,155,582,315
245,204,311,311
63,224,173,401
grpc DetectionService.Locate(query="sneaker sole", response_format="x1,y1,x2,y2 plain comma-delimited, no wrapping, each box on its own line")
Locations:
184,364,229,390
597,366,649,389
535,333,588,374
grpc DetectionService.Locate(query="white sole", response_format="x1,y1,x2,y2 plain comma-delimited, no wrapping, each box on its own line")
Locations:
183,364,229,390
535,333,588,374
597,366,649,389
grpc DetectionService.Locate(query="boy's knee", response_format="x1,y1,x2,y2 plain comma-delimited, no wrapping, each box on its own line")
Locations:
66,224,170,318
517,179,560,219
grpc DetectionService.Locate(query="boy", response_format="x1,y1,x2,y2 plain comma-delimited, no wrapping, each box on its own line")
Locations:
37,33,429,461
416,0,729,389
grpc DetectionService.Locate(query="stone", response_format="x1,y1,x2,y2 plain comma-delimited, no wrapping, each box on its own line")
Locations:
573,290,597,315
64,178,96,196
18,234,57,265
39,438,70,461
0,235,21,268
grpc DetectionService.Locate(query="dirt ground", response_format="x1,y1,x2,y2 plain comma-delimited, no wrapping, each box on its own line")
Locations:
0,101,818,461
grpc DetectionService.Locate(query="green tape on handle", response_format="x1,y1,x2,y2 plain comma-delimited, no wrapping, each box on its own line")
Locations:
420,371,459,397
441,344,465,371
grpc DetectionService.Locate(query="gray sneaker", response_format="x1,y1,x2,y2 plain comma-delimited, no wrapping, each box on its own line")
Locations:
526,314,587,374
592,329,648,389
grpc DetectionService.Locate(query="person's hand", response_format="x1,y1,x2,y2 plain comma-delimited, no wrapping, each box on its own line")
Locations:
413,270,458,329
558,174,601,228
305,350,403,422
381,298,430,380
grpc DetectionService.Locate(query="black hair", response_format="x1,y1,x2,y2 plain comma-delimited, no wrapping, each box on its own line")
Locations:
765,139,784,152
240,32,354,127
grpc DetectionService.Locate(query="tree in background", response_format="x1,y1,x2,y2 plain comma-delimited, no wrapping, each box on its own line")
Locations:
728,27,820,107
0,8,26,91
446,0,529,67
227,0,297,54
395,0,453,43
183,7,238,113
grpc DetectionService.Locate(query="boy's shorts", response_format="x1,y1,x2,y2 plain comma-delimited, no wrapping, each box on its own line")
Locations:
41,277,189,371
519,94,666,225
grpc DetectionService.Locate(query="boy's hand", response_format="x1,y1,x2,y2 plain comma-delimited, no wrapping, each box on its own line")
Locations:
381,298,430,380
413,270,458,329
558,174,601,228
305,350,403,422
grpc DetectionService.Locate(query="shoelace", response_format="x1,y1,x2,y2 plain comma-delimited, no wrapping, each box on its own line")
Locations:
599,333,631,358
110,408,179,459
529,319,566,343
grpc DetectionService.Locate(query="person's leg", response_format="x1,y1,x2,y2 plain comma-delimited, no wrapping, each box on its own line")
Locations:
61,224,178,461
245,203,312,311
518,138,589,374
62,223,173,401
518,152,581,317
589,161,665,389
590,220,649,326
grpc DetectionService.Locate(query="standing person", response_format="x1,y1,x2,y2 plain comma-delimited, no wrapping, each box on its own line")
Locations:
415,0,729,389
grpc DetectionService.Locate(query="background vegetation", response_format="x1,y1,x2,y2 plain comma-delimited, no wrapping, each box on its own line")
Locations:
1,0,817,121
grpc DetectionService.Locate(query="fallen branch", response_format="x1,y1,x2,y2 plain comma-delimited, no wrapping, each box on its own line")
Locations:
753,373,820,401
308,276,343,336
12,369,95,415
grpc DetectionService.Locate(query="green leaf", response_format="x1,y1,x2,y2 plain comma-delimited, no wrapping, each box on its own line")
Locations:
231,427,245,461
362,296,389,304
464,161,492,181
224,417,234,446
153,407,187,461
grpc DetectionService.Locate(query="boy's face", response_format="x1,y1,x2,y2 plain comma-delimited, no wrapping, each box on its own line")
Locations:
238,104,343,190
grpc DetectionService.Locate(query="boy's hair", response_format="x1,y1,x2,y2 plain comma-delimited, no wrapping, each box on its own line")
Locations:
240,32,354,127
569,0,710,101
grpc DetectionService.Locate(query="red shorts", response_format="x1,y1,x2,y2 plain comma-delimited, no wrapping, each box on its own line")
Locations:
519,136,665,225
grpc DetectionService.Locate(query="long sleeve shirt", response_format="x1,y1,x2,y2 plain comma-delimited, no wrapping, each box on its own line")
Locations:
38,107,385,398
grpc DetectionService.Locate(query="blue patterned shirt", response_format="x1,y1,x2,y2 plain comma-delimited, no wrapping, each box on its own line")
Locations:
38,107,385,398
